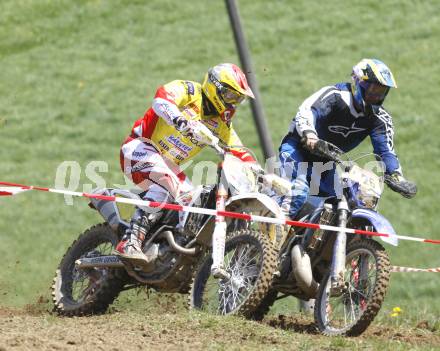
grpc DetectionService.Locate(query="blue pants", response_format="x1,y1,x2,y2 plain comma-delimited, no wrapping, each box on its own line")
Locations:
279,137,339,219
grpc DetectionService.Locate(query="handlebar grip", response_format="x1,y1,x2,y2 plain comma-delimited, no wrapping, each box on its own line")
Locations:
304,139,344,163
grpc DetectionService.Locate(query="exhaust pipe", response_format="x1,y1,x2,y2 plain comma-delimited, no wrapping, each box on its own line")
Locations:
76,231,196,271
291,244,319,298
159,231,196,255
75,255,125,269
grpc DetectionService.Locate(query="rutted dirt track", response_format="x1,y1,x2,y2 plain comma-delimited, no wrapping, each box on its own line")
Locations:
1,305,440,351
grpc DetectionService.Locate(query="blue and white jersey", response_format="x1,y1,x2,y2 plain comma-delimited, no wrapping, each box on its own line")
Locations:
288,82,402,175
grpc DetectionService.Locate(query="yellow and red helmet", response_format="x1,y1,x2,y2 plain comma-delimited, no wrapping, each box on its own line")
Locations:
202,63,254,120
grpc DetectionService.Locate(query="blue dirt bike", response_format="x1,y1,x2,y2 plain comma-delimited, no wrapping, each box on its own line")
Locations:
194,140,400,336
258,140,398,336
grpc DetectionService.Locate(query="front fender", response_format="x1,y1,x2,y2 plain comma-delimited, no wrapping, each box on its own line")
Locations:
225,192,285,220
352,208,398,246
225,192,286,248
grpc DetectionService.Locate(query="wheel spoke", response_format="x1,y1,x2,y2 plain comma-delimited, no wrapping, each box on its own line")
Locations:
194,231,276,317
69,239,115,303
224,247,238,269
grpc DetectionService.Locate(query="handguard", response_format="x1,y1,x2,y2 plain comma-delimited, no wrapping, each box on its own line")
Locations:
173,118,219,146
261,173,292,196
384,173,417,199
190,121,220,146
178,120,219,146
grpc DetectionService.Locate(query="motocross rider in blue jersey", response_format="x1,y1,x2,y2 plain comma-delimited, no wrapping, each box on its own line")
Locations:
279,59,417,219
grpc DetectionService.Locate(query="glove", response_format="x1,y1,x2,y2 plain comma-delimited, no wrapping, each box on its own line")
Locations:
173,116,191,133
301,137,343,163
384,172,417,199
300,131,319,150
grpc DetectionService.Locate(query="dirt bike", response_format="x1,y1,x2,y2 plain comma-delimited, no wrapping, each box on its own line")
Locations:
187,156,293,316
193,140,396,336
52,143,283,317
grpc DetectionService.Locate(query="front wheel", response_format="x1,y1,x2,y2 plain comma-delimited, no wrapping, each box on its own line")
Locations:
314,239,390,336
52,223,127,316
189,229,277,317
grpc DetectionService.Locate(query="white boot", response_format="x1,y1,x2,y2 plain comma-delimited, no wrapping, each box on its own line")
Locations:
115,220,152,268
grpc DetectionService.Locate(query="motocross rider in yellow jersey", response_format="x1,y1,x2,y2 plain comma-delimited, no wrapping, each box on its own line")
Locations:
116,63,256,266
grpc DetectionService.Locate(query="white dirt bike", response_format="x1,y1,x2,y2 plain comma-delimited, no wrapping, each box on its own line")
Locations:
52,141,285,317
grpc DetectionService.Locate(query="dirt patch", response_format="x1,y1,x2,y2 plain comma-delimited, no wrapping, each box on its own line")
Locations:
0,307,26,317
364,323,440,345
264,313,440,347
264,314,318,334
0,307,439,351
0,310,288,351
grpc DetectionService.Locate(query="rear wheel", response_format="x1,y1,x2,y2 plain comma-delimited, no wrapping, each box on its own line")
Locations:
52,223,127,316
314,239,390,336
189,229,277,317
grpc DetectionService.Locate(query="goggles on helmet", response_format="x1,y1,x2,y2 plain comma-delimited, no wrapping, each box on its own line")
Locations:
360,80,390,105
220,86,245,104
209,73,246,105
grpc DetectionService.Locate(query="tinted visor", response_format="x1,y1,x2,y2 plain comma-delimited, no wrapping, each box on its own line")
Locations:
220,86,245,105
361,81,390,105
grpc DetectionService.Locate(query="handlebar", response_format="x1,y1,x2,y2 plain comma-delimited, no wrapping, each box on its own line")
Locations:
211,143,226,156
300,137,359,174
209,143,259,162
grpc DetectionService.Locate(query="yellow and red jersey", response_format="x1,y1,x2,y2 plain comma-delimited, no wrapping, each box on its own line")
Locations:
124,80,254,165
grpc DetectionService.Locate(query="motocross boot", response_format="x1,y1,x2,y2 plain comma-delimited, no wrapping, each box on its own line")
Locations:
115,208,161,268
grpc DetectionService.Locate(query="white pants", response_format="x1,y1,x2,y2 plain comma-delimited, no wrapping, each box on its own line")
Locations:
120,138,193,204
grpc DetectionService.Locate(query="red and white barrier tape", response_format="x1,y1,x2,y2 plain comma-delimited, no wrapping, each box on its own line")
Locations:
1,181,440,246
391,266,440,273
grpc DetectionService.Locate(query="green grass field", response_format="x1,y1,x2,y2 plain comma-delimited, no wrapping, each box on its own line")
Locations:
1,0,440,331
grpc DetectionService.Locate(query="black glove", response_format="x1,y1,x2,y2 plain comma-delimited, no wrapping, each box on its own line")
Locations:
384,172,417,199
301,137,343,163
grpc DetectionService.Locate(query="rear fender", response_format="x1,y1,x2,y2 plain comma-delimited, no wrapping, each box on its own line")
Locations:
351,208,398,246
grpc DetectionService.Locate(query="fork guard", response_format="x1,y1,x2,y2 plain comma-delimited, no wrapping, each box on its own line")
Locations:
352,208,398,246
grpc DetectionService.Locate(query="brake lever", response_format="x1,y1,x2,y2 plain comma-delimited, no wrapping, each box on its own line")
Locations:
211,143,226,156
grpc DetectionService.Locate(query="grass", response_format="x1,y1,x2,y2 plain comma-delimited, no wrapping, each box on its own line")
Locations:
0,0,439,333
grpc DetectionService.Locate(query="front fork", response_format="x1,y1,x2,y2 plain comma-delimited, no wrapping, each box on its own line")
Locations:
330,196,349,291
210,169,231,280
